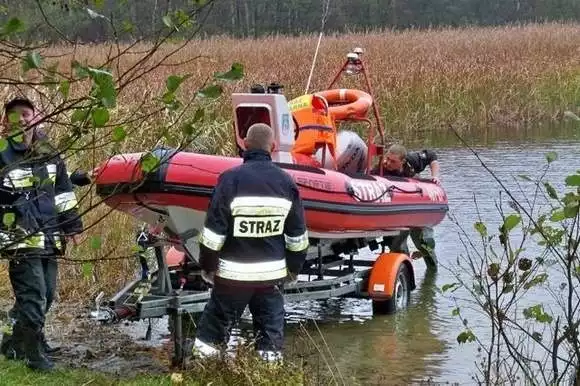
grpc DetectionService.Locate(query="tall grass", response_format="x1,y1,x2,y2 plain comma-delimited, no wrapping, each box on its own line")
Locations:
0,22,579,305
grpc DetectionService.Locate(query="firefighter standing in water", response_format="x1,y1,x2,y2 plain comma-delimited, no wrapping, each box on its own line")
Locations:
193,123,309,361
0,98,84,371
371,144,441,272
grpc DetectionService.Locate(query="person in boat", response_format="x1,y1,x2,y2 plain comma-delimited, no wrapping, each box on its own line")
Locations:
289,93,338,169
0,97,85,371
192,122,309,362
371,144,441,271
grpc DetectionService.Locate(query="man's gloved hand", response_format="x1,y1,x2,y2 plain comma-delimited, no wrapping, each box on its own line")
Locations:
201,270,215,286
69,170,92,187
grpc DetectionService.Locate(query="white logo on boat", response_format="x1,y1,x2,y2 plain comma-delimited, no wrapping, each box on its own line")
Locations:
349,180,392,203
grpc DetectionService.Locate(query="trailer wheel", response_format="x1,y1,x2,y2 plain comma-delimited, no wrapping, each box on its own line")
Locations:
372,263,411,315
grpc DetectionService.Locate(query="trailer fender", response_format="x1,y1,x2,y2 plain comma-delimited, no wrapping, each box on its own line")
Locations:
367,252,416,300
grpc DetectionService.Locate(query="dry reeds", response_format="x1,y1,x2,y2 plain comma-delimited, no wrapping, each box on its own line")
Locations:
0,22,579,304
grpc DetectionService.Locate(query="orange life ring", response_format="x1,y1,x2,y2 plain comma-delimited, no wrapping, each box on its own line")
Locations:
316,89,373,120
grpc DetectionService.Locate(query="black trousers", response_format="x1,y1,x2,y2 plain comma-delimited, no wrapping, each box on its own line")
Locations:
196,283,285,353
8,256,58,330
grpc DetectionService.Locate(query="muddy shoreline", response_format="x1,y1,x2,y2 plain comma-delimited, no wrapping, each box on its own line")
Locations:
0,301,174,378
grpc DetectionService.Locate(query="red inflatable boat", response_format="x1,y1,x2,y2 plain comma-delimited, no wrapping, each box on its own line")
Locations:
95,146,447,240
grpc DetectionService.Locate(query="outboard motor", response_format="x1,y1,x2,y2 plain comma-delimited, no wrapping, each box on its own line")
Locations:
315,130,368,174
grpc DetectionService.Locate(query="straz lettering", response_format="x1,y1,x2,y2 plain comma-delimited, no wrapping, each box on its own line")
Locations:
349,180,392,203
295,176,333,191
234,216,284,238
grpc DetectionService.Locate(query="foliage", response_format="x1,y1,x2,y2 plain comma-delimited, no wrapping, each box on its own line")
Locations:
442,146,580,385
0,3,243,300
2,0,580,41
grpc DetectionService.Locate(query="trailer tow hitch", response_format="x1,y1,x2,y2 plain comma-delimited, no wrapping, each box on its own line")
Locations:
89,291,118,324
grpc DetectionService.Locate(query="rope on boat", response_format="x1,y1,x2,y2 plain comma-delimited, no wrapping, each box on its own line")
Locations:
304,0,332,95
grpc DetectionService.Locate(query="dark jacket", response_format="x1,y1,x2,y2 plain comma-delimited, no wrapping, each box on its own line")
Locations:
371,149,438,178
198,149,309,286
0,131,83,257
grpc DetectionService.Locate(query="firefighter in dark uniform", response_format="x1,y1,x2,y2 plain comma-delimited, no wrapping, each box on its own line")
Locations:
0,98,84,371
192,123,309,362
371,144,441,271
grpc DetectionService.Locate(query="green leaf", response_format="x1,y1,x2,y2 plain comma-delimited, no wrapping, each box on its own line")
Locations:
565,174,580,187
72,61,89,79
91,108,110,127
0,138,7,152
518,258,532,271
162,15,174,29
87,67,116,108
441,282,460,293
87,8,106,19
162,91,175,105
140,152,160,173
197,84,223,99
122,20,134,33
523,273,548,290
2,18,25,36
545,151,558,164
451,307,460,316
487,263,500,280
7,112,20,124
503,214,521,233
166,75,189,93
456,330,476,344
181,122,195,136
192,108,205,123
502,284,514,293
544,182,558,200
563,111,580,121
71,109,89,123
112,126,126,142
474,222,487,237
518,174,533,182
564,203,579,219
89,236,102,250
213,62,244,82
22,51,43,72
523,304,553,324
532,332,543,342
550,209,565,222
2,212,15,227
58,80,70,99
82,262,93,280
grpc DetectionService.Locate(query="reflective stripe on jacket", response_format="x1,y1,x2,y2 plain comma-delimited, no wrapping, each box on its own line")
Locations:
198,149,309,286
0,132,83,256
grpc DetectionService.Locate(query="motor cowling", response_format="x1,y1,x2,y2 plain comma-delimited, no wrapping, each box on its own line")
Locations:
315,130,368,174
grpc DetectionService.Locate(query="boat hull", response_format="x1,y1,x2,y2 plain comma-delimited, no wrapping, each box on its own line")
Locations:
94,148,448,238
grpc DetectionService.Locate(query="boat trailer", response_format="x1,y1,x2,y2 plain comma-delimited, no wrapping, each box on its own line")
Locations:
89,225,417,368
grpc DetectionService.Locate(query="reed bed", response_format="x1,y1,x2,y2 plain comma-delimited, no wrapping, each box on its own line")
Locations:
0,22,579,304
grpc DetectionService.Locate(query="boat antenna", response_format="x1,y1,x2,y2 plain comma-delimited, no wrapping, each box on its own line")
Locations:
304,0,331,95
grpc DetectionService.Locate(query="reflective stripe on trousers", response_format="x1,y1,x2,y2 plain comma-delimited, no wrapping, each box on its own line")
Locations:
258,350,283,363
192,338,220,358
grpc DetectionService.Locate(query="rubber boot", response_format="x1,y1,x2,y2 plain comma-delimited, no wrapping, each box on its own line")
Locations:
1,328,24,360
18,324,54,371
40,331,60,356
